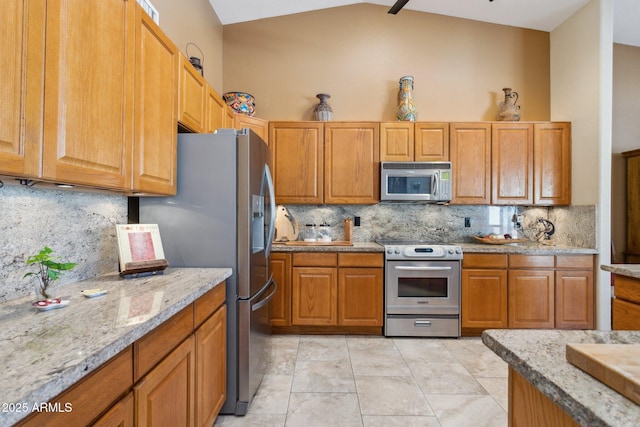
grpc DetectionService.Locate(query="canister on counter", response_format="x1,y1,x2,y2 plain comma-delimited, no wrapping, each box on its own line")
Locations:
344,218,353,242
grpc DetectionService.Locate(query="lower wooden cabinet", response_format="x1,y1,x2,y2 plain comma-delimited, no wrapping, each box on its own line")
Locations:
135,336,196,427
508,269,555,328
273,251,383,333
93,392,134,427
461,254,594,336
612,274,640,330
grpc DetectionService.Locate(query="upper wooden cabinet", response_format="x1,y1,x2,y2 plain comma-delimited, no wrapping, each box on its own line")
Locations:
0,0,44,178
534,122,571,205
206,86,227,133
451,122,571,206
450,123,492,204
178,53,207,133
324,122,380,204
133,6,178,194
492,123,534,205
623,149,640,263
269,122,325,204
380,122,449,162
42,0,135,189
234,115,269,144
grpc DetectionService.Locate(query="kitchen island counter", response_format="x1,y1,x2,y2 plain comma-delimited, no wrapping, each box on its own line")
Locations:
0,267,231,426
482,329,640,426
601,263,640,279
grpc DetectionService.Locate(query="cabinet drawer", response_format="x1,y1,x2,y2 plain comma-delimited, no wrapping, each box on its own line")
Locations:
293,252,338,267
462,254,508,269
509,255,554,269
134,304,194,381
613,298,640,330
614,275,640,305
19,347,133,427
556,255,593,269
194,282,226,328
338,253,383,267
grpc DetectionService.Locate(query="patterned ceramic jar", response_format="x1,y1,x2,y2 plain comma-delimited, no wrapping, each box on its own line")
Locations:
223,92,256,116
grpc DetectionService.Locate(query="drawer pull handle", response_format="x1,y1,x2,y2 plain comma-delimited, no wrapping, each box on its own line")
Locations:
414,320,432,327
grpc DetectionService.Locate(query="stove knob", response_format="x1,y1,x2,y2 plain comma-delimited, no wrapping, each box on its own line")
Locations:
448,249,454,254
456,248,462,254
386,248,393,255
394,249,401,254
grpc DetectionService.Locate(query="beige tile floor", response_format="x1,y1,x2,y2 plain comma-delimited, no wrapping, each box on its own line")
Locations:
215,335,508,427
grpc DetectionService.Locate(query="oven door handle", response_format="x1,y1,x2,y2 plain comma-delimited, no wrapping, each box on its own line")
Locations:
394,266,452,271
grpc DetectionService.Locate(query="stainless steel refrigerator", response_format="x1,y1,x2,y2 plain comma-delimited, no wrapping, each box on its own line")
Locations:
138,128,276,415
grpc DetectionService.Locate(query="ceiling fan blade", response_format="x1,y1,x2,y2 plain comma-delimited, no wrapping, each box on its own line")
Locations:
388,0,410,15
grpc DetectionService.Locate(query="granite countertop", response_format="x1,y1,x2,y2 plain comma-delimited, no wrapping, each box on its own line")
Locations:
272,240,596,255
272,241,384,252
601,264,640,279
0,268,231,427
482,329,640,427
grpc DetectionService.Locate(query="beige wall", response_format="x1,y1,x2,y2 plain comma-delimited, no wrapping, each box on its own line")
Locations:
611,43,640,261
152,0,224,92
222,4,550,122
551,0,613,329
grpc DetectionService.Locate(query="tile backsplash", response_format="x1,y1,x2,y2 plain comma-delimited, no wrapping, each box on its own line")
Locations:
0,185,126,302
1,182,595,302
283,204,596,247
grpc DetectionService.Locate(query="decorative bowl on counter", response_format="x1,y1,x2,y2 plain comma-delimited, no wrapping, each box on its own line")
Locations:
223,91,256,116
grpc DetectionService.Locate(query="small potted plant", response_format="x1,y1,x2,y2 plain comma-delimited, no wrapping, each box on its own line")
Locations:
24,246,77,300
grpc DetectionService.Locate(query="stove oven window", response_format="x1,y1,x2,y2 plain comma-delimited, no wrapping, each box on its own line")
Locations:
398,277,448,298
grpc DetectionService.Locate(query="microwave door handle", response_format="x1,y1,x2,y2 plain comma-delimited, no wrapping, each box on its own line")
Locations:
432,172,439,198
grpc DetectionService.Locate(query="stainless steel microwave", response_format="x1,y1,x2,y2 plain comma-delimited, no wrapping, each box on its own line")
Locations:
380,162,452,202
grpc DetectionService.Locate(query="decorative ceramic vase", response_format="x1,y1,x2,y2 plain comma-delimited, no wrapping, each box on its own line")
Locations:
223,92,256,116
396,76,416,121
496,88,521,121
313,94,333,121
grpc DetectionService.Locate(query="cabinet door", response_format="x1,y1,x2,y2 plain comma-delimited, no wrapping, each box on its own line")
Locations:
534,123,571,205
338,267,383,326
42,0,134,189
613,298,640,330
196,305,226,427
415,123,449,161
206,86,226,133
324,122,380,204
555,270,594,329
508,270,555,328
0,0,43,177
234,115,269,144
133,5,178,194
625,151,640,259
292,267,337,325
135,336,196,427
450,123,491,204
461,269,508,333
380,122,413,161
178,53,207,132
93,392,134,427
270,253,291,327
492,123,533,205
269,122,324,204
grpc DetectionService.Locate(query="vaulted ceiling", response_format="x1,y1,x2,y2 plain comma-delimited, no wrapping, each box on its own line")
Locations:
208,0,640,47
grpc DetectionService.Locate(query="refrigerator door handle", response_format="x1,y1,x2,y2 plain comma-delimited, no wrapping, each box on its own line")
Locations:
263,164,276,258
251,276,277,312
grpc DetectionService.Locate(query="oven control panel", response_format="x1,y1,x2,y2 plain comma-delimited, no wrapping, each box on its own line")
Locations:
384,245,463,260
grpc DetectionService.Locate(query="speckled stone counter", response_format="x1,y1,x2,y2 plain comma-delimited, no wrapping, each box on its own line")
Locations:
0,268,231,426
272,240,596,255
482,329,640,426
272,241,384,252
601,264,640,279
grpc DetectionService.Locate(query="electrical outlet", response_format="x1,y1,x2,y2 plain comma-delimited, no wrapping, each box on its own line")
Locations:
517,214,524,224
464,217,471,227
354,216,361,226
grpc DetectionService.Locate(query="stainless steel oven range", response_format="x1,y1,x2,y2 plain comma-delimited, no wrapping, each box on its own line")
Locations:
380,241,463,337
